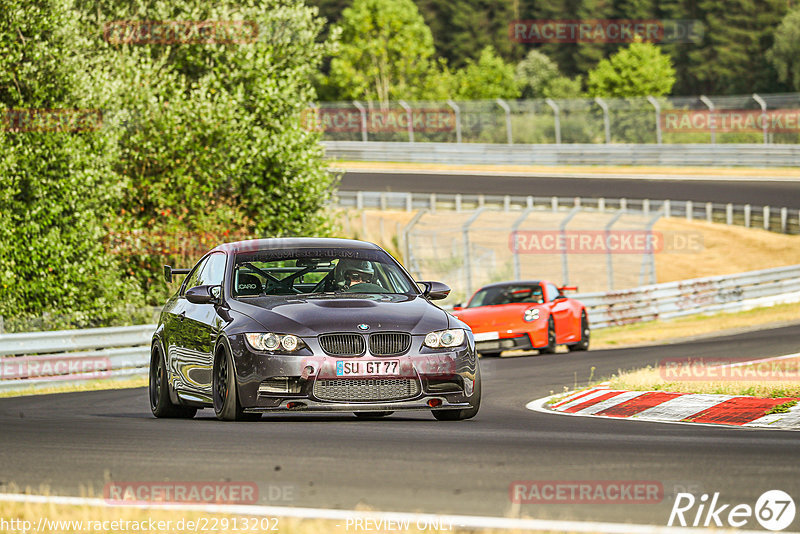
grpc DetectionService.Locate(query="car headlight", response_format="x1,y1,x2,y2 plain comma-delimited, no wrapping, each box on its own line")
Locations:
523,308,540,322
245,333,305,353
424,328,466,348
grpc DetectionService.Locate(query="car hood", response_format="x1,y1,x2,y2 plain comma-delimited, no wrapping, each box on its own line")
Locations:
229,293,450,336
452,303,541,332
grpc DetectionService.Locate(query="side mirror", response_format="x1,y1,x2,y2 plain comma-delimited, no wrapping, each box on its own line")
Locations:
452,303,464,311
418,281,451,301
185,285,221,305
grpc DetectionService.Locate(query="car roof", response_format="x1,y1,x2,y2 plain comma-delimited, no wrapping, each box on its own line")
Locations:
212,237,382,254
476,280,544,290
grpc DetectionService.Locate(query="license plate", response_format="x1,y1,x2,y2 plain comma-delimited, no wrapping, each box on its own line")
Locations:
336,360,399,377
473,331,499,342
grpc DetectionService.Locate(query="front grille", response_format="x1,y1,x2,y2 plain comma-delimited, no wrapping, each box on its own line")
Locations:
313,378,420,402
319,333,365,356
369,332,411,356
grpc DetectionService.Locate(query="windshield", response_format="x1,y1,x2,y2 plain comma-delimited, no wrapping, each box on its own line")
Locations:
232,247,417,297
466,284,544,308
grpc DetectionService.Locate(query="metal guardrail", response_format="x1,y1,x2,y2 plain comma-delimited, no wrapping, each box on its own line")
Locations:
323,141,800,167
0,325,154,392
335,191,800,235
577,264,800,328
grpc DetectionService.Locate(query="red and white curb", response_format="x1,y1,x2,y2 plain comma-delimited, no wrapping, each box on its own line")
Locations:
528,367,800,431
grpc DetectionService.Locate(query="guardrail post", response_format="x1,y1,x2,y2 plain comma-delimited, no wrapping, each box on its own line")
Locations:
546,98,561,144
700,95,716,144
551,197,558,212
503,195,511,212
511,207,535,280
763,206,770,230
706,202,713,222
753,93,768,145
399,100,414,143
560,206,582,285
496,98,513,144
455,194,462,212
745,204,751,227
598,198,605,212
356,191,364,210
478,194,485,208
594,97,611,143
686,200,693,221
429,193,436,213
646,96,662,144
643,198,650,217
526,196,533,209
620,198,627,211
664,199,670,218
406,193,413,212
379,192,387,211
781,207,788,233
726,203,733,225
352,101,368,142
446,99,462,143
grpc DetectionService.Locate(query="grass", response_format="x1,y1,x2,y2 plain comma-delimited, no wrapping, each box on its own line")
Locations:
0,376,147,398
0,499,576,534
766,400,798,414
604,355,800,398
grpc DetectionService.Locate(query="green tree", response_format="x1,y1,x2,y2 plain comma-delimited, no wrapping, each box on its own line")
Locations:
515,49,582,99
0,0,140,329
767,7,800,91
455,46,520,100
325,0,440,102
586,41,676,97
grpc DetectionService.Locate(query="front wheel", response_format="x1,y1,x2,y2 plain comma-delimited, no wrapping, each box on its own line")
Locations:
568,311,590,352
213,345,260,422
432,365,481,421
538,318,557,354
149,344,196,419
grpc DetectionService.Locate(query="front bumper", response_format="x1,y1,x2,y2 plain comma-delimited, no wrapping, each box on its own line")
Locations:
475,333,534,353
229,333,478,411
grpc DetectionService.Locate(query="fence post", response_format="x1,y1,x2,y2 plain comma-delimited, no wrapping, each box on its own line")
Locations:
503,195,511,212
356,191,363,210
496,98,513,144
664,199,671,218
429,193,436,213
546,98,561,144
455,194,462,212
700,95,716,144
446,99,462,143
763,206,770,230
594,97,611,143
646,96,662,144
686,200,693,221
462,208,486,296
781,207,788,233
352,100,368,142
406,193,413,212
598,198,605,212
726,203,733,225
605,210,626,290
745,204,751,227
640,209,663,286
379,192,387,211
560,207,582,285
620,198,627,211
752,93,768,145
706,202,713,222
511,207,535,280
643,198,650,217
399,100,414,143
402,209,429,274
526,196,533,209
551,196,558,212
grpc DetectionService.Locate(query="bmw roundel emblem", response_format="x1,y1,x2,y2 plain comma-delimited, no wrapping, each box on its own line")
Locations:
357,324,370,331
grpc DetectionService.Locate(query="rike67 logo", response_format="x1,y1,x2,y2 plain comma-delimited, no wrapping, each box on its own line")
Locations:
669,490,796,531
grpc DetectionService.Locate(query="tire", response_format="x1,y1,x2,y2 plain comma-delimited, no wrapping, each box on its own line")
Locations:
213,344,260,422
478,351,501,358
568,311,590,352
432,364,481,421
353,411,394,418
538,317,557,354
149,344,196,419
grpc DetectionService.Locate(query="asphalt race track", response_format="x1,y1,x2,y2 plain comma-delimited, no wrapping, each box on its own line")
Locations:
339,171,800,208
2,324,799,527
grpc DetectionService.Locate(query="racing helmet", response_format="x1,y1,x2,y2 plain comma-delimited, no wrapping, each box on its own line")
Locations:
335,259,374,283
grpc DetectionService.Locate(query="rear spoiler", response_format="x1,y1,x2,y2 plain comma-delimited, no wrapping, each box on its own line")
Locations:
164,265,191,283
558,285,578,292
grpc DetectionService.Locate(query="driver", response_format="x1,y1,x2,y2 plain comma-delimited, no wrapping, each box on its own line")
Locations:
338,259,387,293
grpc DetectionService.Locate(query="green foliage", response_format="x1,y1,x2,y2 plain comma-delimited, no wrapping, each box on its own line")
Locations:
454,46,520,100
515,49,582,99
767,8,800,91
586,42,676,97
325,0,439,102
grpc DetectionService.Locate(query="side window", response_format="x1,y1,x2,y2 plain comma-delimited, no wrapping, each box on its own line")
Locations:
546,283,560,302
181,256,209,296
198,253,226,287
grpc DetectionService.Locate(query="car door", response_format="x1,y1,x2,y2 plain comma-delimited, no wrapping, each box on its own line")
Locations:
179,251,227,398
546,282,574,343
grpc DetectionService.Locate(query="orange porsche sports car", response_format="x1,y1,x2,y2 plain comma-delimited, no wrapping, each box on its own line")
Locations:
452,281,589,357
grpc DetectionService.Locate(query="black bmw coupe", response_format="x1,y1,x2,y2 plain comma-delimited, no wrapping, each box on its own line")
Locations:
150,238,481,421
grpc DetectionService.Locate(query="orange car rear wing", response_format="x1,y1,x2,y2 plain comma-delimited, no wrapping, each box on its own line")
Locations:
558,285,578,292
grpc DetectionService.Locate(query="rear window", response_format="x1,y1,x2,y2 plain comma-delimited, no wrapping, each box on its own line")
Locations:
466,285,544,307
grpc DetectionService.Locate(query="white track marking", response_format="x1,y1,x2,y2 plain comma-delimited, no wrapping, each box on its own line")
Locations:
0,493,786,534
573,391,648,415
632,394,735,422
